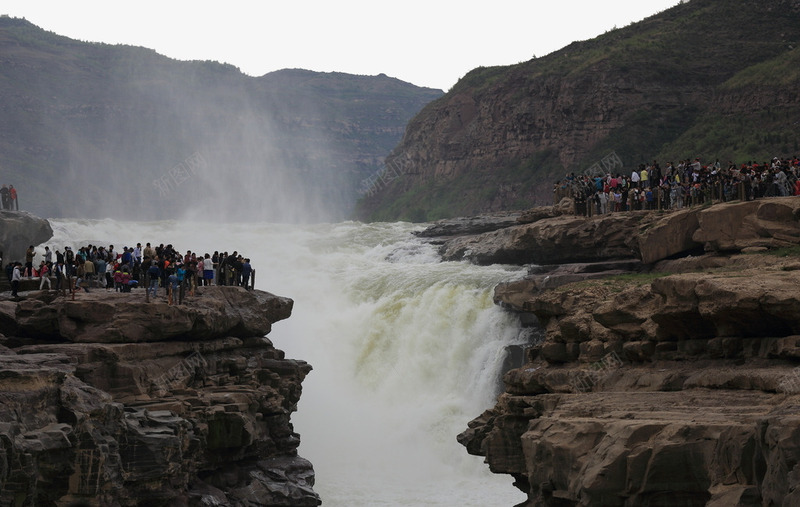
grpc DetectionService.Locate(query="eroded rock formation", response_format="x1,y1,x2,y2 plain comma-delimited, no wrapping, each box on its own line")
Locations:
0,286,320,506
463,258,800,506
431,197,800,266
456,197,800,505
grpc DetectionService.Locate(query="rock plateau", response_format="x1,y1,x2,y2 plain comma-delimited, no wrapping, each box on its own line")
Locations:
446,197,800,506
0,286,320,507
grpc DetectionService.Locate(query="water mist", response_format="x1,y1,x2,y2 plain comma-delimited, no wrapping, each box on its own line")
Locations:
45,218,529,506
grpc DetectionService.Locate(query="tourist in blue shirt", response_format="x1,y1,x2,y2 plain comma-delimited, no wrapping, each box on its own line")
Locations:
147,261,160,298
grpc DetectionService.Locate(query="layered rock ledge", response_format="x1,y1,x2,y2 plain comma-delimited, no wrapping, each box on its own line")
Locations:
444,197,800,506
0,286,320,506
460,253,800,506
424,197,800,266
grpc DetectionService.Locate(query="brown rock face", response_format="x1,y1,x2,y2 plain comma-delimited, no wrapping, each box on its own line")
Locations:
7,286,292,343
693,199,800,252
439,213,646,265
0,287,320,506
435,197,800,266
464,260,800,506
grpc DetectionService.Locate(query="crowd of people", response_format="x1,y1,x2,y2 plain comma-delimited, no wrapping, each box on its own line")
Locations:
554,156,800,215
5,242,254,302
0,184,18,210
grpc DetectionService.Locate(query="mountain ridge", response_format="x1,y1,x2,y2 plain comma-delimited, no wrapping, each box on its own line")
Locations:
355,0,800,222
0,16,443,221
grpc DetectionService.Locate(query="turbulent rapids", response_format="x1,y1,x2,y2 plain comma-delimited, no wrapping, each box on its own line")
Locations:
45,218,529,506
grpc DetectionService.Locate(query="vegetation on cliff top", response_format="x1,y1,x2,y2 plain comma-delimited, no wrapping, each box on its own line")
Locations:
357,0,800,222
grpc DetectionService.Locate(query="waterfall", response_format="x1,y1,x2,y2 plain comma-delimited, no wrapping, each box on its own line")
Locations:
46,218,530,506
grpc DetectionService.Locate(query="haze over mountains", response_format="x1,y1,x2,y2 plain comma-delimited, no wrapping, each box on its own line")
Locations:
0,16,442,221
4,0,800,224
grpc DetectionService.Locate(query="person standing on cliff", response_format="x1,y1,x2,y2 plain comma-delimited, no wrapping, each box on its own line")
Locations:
143,242,155,263
65,247,75,276
11,262,21,297
83,256,96,288
38,261,51,290
74,259,89,294
241,258,252,290
25,245,35,278
133,243,143,268
9,185,18,210
53,260,65,294
202,253,214,286
631,167,641,189
167,268,179,305
146,261,160,299
95,255,107,289
0,185,9,210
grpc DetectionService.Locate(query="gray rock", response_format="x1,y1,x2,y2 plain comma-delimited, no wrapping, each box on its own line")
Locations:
0,210,53,265
414,212,522,238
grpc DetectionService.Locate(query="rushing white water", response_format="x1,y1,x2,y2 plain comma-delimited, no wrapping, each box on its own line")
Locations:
44,219,529,506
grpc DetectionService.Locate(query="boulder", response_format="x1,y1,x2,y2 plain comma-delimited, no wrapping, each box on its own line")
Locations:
440,212,646,265
413,211,522,238
637,207,703,264
0,210,53,265
693,197,800,252
517,206,563,224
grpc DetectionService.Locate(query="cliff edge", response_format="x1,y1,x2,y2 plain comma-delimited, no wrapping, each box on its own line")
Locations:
452,198,800,506
0,286,320,506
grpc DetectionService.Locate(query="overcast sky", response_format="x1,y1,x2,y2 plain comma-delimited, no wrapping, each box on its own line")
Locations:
3,0,683,91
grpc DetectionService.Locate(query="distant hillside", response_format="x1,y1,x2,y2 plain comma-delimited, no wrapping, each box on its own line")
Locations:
0,17,443,221
355,0,800,222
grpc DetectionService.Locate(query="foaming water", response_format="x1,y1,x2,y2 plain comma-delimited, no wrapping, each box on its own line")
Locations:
45,219,528,506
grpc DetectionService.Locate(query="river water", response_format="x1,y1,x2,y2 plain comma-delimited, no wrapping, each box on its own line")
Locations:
45,218,529,506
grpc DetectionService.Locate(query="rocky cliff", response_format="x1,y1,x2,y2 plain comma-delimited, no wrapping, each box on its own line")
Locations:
356,0,800,222
0,286,320,506
442,197,800,505
434,197,800,267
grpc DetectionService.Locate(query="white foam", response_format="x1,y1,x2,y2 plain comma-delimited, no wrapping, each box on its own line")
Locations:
45,218,529,506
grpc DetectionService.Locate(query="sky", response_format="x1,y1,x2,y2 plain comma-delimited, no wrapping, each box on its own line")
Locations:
2,0,683,91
